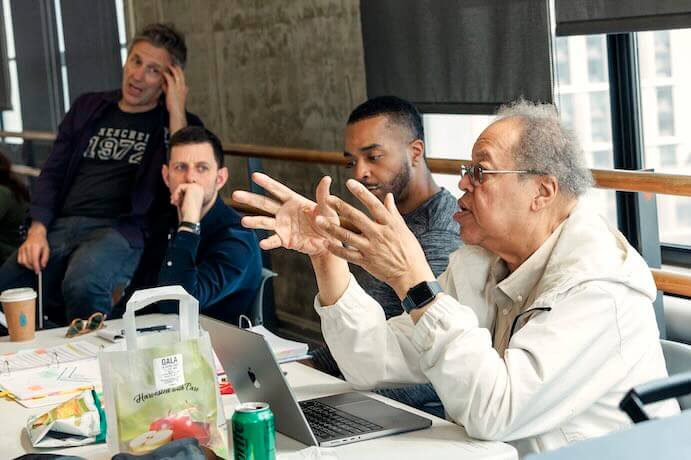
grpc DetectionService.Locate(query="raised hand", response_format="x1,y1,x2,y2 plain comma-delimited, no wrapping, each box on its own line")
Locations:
171,182,205,224
315,179,435,299
232,173,339,256
162,64,188,134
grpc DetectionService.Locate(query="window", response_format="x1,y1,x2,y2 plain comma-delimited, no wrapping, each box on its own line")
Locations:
53,0,70,111
656,86,675,137
586,35,606,83
1,0,22,141
115,0,127,65
555,37,570,85
557,93,575,130
423,113,494,196
659,145,677,168
590,91,611,143
591,149,613,169
677,200,691,227
554,34,616,226
654,31,672,78
639,29,691,247
0,0,126,133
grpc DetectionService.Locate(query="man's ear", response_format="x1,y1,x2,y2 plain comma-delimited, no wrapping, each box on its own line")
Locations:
531,175,559,211
409,139,425,166
161,164,170,188
216,166,229,190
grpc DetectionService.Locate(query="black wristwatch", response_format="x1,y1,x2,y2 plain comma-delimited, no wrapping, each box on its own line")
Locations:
402,280,443,313
178,221,201,235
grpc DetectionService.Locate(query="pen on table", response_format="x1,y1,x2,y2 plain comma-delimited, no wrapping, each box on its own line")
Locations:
120,325,173,335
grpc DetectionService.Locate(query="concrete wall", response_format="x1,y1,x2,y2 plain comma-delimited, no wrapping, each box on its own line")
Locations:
128,0,367,335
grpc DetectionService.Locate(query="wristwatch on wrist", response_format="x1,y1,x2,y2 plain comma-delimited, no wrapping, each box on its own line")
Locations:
178,221,201,235
402,280,443,313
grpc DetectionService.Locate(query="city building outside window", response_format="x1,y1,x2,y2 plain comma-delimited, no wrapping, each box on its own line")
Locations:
586,35,606,83
639,28,691,246
1,0,22,142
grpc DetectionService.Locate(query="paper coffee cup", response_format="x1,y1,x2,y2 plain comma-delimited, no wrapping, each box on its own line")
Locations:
0,288,37,342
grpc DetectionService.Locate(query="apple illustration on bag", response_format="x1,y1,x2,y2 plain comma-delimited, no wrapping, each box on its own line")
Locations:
149,412,210,444
129,429,173,453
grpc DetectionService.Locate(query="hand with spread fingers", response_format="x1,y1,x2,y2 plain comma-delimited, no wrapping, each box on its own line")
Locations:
232,172,340,257
316,179,436,300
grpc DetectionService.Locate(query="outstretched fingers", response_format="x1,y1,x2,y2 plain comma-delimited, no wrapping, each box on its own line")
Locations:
345,179,391,224
315,215,369,250
325,239,364,265
259,234,283,250
241,215,276,231
251,172,298,203
326,194,378,235
316,176,332,206
232,190,281,215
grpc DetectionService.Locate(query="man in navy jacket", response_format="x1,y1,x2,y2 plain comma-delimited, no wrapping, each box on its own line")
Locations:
137,126,262,324
0,24,202,325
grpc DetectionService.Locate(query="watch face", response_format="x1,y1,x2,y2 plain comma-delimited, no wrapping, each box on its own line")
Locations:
409,284,434,305
403,281,442,312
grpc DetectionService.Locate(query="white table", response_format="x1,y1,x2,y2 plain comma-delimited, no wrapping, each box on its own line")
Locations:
1,314,517,460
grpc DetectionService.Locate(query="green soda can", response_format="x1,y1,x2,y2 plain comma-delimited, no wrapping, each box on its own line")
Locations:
232,402,276,460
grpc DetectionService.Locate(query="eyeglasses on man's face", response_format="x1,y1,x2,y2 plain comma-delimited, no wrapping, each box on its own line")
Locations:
460,164,542,186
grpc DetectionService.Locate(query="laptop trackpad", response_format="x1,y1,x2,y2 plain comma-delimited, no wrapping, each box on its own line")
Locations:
336,399,406,428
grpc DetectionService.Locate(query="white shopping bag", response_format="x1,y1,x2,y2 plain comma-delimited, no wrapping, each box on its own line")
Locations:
99,286,227,457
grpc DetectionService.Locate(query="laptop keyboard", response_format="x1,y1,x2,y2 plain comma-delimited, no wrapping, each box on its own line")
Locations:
299,400,383,440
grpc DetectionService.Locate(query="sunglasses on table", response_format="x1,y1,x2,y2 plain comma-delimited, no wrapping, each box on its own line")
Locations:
65,312,106,338
460,164,544,186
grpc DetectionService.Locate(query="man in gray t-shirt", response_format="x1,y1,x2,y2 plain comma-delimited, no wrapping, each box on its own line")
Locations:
343,96,460,317
313,96,461,417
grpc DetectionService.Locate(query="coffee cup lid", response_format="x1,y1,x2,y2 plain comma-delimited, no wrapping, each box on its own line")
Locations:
0,287,37,302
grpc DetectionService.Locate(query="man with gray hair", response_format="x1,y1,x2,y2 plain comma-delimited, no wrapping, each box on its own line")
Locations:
0,23,202,325
233,100,679,455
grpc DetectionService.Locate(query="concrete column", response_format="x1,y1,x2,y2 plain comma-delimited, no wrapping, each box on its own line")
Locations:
129,0,367,335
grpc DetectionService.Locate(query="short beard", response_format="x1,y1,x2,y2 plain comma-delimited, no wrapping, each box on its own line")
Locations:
381,161,411,204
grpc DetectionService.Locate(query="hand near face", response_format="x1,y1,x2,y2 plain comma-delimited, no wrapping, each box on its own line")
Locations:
161,64,188,123
171,182,205,224
316,179,435,299
232,173,339,257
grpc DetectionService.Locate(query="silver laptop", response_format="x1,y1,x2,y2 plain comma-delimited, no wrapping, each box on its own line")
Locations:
201,315,431,447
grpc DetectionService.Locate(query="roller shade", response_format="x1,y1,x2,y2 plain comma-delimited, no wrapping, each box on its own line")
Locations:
60,0,121,105
360,0,553,114
556,0,691,36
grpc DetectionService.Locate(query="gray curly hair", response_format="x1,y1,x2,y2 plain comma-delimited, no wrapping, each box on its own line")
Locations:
496,100,593,197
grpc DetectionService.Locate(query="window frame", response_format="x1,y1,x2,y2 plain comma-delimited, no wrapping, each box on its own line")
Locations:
607,32,691,268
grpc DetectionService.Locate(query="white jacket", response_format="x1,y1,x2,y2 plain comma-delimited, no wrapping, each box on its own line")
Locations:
315,202,680,456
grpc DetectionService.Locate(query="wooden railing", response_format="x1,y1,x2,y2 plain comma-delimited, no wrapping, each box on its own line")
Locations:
4,129,691,297
225,144,691,196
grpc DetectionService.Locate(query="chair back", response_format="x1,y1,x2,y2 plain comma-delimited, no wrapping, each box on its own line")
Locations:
661,339,691,410
248,268,278,326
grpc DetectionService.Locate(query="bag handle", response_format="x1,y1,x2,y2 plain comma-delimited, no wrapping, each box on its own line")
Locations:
122,285,199,351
